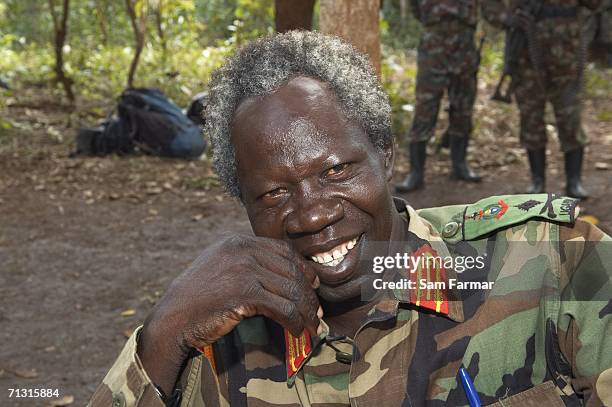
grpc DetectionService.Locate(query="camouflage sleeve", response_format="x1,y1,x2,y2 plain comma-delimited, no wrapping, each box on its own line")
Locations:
558,220,612,406
481,0,510,29
88,326,165,407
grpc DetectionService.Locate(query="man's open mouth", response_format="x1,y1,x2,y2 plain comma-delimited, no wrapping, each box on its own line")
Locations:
309,235,361,267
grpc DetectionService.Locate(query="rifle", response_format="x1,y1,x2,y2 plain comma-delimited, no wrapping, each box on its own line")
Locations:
491,0,545,104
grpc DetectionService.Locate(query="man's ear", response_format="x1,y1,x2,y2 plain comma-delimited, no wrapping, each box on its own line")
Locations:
383,142,395,182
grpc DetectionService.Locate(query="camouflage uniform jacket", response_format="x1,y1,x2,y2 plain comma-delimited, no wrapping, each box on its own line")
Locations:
89,194,612,407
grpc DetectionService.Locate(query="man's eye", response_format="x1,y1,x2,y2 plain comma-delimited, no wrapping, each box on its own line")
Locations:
262,188,287,200
326,163,349,177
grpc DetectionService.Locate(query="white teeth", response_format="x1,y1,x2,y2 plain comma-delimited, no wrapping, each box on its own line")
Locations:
310,236,360,267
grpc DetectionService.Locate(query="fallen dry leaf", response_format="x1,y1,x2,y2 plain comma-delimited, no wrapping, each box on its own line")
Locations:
192,214,203,221
146,187,163,195
595,162,609,170
49,395,74,406
14,367,38,378
120,309,136,317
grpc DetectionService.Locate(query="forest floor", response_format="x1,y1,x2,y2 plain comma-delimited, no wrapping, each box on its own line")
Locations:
1,71,611,406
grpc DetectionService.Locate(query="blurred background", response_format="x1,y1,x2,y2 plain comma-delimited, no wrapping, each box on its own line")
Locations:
0,1,610,405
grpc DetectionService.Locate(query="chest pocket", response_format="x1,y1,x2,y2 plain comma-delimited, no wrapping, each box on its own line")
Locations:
486,381,564,406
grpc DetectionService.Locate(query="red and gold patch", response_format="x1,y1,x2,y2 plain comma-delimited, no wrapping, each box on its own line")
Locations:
199,344,217,373
409,244,449,315
284,329,312,378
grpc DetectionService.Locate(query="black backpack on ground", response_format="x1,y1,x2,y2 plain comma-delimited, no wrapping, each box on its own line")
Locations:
74,88,206,159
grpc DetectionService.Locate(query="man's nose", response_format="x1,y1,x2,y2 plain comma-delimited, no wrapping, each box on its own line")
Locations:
286,195,343,236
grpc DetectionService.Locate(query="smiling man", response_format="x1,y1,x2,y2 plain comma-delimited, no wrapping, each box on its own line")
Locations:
89,32,612,407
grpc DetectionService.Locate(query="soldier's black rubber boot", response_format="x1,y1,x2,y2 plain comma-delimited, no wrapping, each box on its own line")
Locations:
526,148,546,194
565,147,589,200
396,141,427,193
450,136,482,182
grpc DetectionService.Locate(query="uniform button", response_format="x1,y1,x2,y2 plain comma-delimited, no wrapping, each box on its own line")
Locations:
442,221,460,238
112,392,126,407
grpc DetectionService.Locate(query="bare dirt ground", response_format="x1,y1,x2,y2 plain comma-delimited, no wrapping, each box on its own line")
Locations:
0,77,610,406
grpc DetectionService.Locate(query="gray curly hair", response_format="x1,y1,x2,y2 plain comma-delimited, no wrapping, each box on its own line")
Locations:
205,30,392,198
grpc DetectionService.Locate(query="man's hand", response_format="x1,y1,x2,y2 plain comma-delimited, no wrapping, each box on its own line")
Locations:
137,235,321,395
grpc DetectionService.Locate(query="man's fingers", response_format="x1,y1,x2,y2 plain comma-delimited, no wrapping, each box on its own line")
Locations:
252,265,321,335
254,251,320,290
249,291,308,337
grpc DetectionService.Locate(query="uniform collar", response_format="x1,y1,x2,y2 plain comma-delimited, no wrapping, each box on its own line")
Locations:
395,200,465,323
285,198,464,382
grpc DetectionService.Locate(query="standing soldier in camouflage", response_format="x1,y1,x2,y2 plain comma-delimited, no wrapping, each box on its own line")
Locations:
583,0,612,67
484,0,601,199
89,32,612,407
396,0,483,193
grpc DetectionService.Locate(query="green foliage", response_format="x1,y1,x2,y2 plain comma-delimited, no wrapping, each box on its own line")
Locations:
229,0,274,45
380,0,422,50
381,52,418,140
0,0,557,129
585,68,612,99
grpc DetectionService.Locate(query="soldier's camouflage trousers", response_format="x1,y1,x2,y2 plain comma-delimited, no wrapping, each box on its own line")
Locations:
583,3,612,46
409,23,479,143
513,21,589,153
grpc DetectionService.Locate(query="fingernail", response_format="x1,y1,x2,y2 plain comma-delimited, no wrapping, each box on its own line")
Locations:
317,306,324,319
317,322,323,336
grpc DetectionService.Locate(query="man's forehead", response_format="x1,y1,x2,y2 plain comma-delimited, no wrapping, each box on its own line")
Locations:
233,76,336,123
230,76,350,146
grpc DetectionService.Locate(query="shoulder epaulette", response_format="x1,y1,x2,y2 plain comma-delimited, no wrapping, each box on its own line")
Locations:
462,193,578,241
418,194,579,243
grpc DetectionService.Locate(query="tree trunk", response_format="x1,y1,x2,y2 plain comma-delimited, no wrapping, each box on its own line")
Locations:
154,0,166,50
274,0,315,32
399,0,408,28
95,0,109,45
48,0,75,102
319,0,381,76
125,0,148,88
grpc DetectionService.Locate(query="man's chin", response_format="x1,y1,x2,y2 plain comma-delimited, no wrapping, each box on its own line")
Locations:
317,274,370,303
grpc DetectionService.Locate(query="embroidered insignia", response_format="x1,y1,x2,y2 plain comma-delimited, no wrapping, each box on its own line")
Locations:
409,244,449,315
539,193,562,219
558,197,578,223
284,329,312,378
199,344,217,373
514,199,542,211
465,199,509,221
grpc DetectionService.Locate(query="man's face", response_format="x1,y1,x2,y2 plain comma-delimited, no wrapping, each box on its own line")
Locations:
231,76,396,302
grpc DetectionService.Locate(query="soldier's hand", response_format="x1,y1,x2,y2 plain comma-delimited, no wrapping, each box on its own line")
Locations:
137,235,321,394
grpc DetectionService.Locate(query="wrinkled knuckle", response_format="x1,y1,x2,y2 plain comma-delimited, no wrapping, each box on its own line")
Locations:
224,234,252,251
282,302,299,322
242,281,263,299
287,282,302,302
